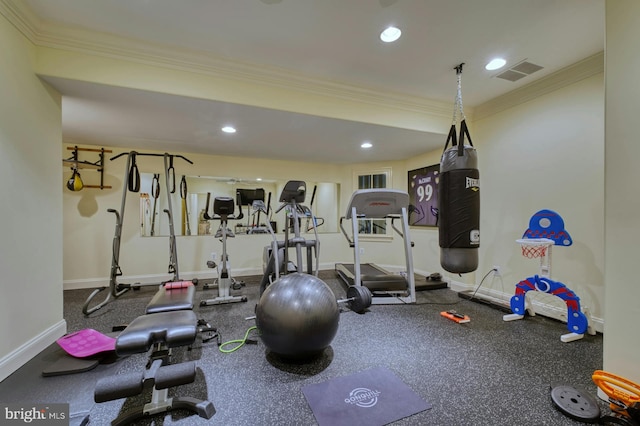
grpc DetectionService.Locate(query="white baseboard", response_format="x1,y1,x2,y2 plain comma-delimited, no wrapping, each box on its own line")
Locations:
63,264,344,290
0,320,66,382
63,277,108,290
450,279,604,334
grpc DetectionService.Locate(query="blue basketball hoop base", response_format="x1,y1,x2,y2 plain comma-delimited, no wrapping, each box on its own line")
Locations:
503,211,595,343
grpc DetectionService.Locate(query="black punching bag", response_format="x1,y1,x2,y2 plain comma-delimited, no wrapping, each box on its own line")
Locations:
438,119,479,273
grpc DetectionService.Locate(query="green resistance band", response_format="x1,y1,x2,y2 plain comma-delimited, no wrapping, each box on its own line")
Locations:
219,326,259,353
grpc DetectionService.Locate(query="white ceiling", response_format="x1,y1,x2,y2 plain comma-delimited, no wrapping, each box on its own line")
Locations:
17,0,605,164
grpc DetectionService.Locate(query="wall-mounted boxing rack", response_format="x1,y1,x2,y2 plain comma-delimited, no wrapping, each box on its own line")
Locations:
62,146,113,189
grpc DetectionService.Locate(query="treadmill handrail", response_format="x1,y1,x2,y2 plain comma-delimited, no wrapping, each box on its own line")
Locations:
391,216,415,247
339,216,354,247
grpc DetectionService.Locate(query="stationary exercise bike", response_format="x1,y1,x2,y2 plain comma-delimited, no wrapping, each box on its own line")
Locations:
200,193,248,306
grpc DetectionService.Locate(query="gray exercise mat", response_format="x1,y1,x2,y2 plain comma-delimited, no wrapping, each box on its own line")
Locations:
302,366,431,426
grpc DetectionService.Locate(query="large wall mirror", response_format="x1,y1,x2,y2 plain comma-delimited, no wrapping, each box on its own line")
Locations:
139,173,340,237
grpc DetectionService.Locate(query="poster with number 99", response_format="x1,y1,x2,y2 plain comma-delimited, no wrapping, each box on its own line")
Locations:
408,165,439,227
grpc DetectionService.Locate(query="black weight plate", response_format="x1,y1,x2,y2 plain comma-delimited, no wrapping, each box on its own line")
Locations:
346,286,372,313
345,286,364,312
550,385,601,422
360,286,372,310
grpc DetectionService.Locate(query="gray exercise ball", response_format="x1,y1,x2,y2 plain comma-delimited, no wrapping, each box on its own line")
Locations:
255,273,339,358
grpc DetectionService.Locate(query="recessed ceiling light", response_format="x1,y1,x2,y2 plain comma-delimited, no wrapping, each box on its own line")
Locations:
361,142,373,149
380,26,401,43
485,58,507,71
221,126,236,133
256,178,262,181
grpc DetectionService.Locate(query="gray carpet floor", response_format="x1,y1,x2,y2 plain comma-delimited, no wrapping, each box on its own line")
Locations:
0,271,606,425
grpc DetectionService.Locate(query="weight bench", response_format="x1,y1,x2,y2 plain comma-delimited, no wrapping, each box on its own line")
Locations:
145,280,196,314
94,281,215,425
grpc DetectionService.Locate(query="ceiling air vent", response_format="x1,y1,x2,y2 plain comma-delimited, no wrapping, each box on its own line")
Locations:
496,70,527,82
496,60,544,82
511,61,544,74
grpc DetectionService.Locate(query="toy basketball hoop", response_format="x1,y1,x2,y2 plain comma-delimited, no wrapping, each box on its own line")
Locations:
516,238,554,259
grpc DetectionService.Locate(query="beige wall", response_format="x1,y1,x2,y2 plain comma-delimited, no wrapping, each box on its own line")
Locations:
63,146,415,290
475,73,605,325
0,13,64,381
604,0,640,384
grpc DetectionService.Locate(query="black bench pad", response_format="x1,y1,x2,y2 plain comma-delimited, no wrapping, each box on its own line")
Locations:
116,310,197,356
146,284,195,314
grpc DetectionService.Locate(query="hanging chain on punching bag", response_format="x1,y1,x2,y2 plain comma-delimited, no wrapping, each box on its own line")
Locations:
438,63,480,274
444,64,473,156
453,63,466,127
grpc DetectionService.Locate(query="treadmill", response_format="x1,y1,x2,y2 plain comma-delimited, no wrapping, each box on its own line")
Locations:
335,189,416,305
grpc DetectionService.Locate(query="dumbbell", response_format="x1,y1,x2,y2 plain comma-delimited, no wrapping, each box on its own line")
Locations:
337,286,373,313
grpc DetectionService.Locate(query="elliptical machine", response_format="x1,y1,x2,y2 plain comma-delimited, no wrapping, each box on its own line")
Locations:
259,180,321,296
200,193,248,306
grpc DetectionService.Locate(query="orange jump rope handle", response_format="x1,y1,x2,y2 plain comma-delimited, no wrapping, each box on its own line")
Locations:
592,370,640,415
440,311,470,324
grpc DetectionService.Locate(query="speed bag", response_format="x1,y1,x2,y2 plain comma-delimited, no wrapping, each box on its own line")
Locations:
438,144,479,274
66,169,84,191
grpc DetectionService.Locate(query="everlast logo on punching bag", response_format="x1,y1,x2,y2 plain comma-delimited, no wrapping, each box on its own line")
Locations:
465,176,479,191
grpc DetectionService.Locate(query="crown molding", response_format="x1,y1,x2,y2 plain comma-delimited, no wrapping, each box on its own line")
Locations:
0,0,41,41
474,51,604,121
43,28,455,118
1,0,454,121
